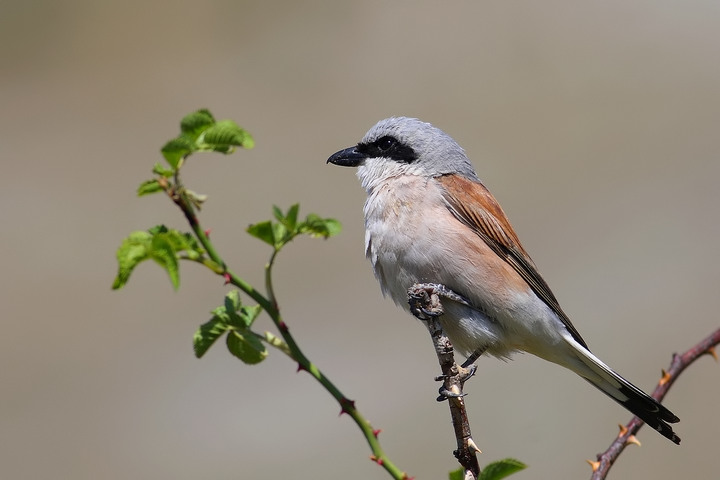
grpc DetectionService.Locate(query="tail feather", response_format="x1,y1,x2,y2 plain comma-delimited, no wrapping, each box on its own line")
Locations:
563,337,680,444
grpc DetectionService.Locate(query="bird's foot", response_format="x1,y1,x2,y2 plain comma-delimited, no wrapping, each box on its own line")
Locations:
408,283,473,320
435,363,477,401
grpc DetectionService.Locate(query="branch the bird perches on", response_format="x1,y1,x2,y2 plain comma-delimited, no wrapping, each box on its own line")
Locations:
408,283,481,480
408,282,719,480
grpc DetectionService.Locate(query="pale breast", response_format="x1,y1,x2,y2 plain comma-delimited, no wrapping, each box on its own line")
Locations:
361,174,565,359
364,176,438,302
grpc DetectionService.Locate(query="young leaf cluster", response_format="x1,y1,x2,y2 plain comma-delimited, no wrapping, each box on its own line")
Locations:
112,109,342,366
137,109,255,200
112,226,205,290
247,204,342,251
194,290,265,364
161,109,254,169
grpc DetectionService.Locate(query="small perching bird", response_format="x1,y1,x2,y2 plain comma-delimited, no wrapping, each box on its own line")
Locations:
327,117,680,444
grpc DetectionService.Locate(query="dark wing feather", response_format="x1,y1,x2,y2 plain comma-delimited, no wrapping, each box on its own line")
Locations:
438,174,588,349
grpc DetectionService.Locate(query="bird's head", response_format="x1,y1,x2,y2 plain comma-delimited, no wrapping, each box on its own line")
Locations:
327,117,479,191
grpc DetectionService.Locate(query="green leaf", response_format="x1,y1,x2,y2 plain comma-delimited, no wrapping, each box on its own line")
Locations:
285,204,300,230
247,220,275,246
137,179,163,196
272,205,284,223
477,459,526,480
448,468,464,480
210,304,231,325
112,231,152,289
196,290,265,360
271,222,288,246
155,227,204,260
221,290,244,326
161,136,194,168
224,289,241,310
147,224,169,235
199,119,254,152
322,218,342,237
238,304,262,328
265,204,304,248
113,226,204,290
273,204,300,231
150,233,180,290
152,162,175,177
250,208,341,249
180,109,216,140
194,316,230,358
212,290,262,329
227,329,267,364
299,214,342,239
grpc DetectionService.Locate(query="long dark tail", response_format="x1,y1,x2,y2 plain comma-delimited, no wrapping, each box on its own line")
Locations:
563,337,680,444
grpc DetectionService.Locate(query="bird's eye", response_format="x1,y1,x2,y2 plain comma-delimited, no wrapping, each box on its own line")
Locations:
376,136,396,152
360,135,416,163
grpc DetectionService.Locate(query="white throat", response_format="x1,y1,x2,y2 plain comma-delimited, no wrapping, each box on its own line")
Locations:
356,158,429,194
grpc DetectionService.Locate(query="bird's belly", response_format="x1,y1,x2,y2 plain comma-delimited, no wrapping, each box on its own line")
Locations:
363,181,567,360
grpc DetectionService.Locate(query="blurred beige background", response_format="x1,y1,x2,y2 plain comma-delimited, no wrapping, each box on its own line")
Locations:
2,1,719,479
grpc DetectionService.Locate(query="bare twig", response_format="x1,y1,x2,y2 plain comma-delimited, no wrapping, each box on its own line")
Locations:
589,327,720,479
408,283,481,480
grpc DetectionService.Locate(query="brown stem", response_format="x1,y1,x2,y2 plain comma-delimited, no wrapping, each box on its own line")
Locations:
408,283,481,480
589,327,720,479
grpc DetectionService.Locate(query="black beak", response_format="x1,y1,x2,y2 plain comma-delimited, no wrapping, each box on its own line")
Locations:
327,146,367,167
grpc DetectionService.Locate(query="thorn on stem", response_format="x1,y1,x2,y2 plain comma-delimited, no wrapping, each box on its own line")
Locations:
467,437,482,454
278,321,288,332
223,273,231,285
707,346,718,361
204,228,211,238
372,429,382,438
339,398,356,416
369,455,383,466
587,459,601,472
659,368,672,386
626,435,641,447
296,363,307,373
617,424,628,437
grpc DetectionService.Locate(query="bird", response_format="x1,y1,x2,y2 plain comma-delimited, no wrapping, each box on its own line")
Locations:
327,116,680,444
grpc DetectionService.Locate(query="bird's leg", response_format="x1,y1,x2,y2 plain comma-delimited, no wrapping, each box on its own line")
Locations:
461,347,486,370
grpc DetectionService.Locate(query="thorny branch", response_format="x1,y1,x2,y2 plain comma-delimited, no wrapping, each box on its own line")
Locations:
589,327,720,479
406,280,719,480
408,283,481,480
